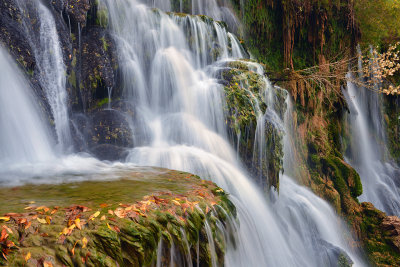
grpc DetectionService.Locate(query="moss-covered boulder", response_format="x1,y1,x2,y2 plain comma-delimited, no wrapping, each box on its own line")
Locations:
0,168,236,266
217,59,286,190
357,202,400,266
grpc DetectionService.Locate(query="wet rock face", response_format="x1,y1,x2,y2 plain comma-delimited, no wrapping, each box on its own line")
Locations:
89,110,133,147
80,27,118,110
52,0,91,26
382,216,400,252
0,0,35,71
72,109,133,160
217,60,286,190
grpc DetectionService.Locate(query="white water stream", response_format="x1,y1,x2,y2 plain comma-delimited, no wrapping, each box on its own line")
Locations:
100,0,365,265
16,0,72,152
0,0,368,265
343,74,400,216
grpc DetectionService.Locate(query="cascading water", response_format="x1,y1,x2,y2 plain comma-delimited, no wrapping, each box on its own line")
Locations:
343,74,400,215
15,0,72,152
100,0,365,265
0,46,54,166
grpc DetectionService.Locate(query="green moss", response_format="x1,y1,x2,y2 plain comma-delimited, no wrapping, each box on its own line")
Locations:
68,69,77,88
96,7,109,28
321,156,362,202
0,169,236,266
100,36,110,52
221,60,285,190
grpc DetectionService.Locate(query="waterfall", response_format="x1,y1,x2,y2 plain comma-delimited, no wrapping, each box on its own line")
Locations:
100,0,364,265
0,46,54,166
343,74,400,215
16,0,72,152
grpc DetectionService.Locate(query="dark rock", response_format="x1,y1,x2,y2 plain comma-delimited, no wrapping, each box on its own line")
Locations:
63,0,91,27
80,27,119,110
382,216,400,252
89,109,133,148
90,144,129,161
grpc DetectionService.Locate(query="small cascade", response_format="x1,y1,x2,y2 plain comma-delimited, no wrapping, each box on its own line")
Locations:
343,73,400,215
100,0,365,265
15,0,72,152
0,46,54,166
107,86,113,110
273,96,366,266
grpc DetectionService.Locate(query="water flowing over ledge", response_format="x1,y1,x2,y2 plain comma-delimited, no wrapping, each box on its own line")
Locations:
0,0,371,266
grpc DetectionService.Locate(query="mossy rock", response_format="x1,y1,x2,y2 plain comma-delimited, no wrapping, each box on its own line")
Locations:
218,59,286,190
0,168,236,266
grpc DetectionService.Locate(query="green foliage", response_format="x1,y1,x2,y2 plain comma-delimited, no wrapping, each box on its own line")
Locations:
231,0,355,70
355,0,400,46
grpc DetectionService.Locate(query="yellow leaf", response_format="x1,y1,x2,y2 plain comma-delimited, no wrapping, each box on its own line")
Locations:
107,223,112,230
37,217,47,224
75,218,81,230
25,251,31,262
45,216,52,225
89,211,100,221
61,228,69,235
0,217,10,222
82,237,88,249
172,200,181,206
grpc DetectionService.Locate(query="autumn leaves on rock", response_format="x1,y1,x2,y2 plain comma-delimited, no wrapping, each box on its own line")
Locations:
0,173,236,266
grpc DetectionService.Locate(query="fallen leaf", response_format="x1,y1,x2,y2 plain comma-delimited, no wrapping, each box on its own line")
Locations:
172,200,181,206
2,225,12,234
0,217,10,222
45,216,52,225
106,223,112,231
71,241,78,256
82,237,88,248
6,240,15,248
1,228,8,241
24,221,32,230
37,217,47,224
35,206,49,213
50,209,58,215
75,218,81,230
100,203,109,208
114,208,125,218
61,228,69,235
43,261,53,267
108,210,114,215
24,251,31,262
89,211,100,221
100,215,106,221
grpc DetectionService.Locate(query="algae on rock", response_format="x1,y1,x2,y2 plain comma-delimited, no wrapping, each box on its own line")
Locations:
0,168,237,267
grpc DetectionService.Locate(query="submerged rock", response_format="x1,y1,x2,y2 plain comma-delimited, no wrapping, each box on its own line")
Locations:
0,168,236,266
